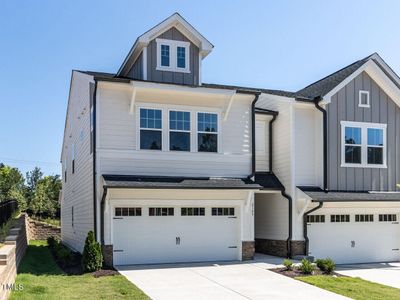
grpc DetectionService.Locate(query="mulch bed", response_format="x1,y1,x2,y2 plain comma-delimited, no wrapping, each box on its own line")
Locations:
271,267,346,278
91,268,119,278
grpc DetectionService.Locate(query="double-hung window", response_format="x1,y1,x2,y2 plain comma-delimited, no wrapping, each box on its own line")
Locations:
169,111,190,151
156,39,190,72
197,112,218,152
341,121,386,168
140,108,162,150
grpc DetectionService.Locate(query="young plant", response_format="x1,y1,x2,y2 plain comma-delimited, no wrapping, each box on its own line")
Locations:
324,258,336,274
82,230,103,272
299,258,315,275
283,259,293,271
315,258,326,271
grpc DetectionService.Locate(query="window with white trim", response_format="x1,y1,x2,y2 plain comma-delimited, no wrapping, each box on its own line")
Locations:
169,111,190,151
140,108,162,150
341,121,386,168
359,90,370,108
198,112,218,152
307,215,325,223
379,214,397,222
156,39,190,73
330,214,350,222
355,214,374,222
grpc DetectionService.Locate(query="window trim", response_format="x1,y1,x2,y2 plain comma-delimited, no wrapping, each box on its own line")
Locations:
156,38,190,73
197,111,219,153
359,90,370,108
139,107,163,151
340,121,387,168
168,109,191,152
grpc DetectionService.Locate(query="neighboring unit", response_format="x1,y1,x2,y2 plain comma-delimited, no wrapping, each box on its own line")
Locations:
61,13,400,266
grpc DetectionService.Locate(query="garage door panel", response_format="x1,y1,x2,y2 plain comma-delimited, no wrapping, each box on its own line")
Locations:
308,215,400,264
113,206,240,265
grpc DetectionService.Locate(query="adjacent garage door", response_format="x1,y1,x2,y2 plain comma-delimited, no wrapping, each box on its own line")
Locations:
112,206,240,265
308,213,400,264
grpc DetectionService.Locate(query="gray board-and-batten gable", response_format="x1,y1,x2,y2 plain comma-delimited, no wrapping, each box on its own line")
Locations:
126,27,200,85
327,71,400,192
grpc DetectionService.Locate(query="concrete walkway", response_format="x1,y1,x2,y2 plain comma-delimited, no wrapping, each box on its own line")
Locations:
117,255,348,300
337,262,400,289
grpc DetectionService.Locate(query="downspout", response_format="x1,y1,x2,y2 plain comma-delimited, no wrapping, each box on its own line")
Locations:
280,189,293,258
303,202,323,255
314,96,328,192
100,186,108,245
92,80,98,239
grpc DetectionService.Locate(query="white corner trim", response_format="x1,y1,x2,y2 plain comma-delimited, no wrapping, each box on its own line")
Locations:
340,121,387,169
142,47,148,80
358,90,370,108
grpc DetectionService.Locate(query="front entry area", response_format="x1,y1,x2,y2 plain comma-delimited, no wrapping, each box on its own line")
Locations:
308,211,400,264
112,205,240,265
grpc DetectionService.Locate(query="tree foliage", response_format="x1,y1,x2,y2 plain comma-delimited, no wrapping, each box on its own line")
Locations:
0,164,61,217
82,231,103,272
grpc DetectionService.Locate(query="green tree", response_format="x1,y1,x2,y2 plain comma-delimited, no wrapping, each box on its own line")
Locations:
25,167,43,207
0,164,26,209
30,175,61,217
82,231,103,272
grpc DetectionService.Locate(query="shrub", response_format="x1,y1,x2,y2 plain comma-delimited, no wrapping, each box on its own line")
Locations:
324,258,336,274
299,258,315,274
315,258,326,271
57,246,72,265
283,259,293,271
82,230,103,272
47,236,57,249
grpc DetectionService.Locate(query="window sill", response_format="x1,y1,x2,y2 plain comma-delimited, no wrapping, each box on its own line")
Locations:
156,66,191,73
340,163,387,169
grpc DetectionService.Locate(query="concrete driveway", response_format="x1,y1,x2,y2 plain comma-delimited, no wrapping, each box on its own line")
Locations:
337,262,400,289
117,255,348,300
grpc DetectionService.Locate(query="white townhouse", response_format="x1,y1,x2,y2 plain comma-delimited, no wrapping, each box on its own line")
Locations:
61,13,400,266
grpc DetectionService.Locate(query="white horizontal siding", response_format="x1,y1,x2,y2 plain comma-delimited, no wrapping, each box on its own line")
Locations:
97,85,253,177
61,71,94,253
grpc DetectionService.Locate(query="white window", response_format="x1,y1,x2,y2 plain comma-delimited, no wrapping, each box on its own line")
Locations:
379,214,397,222
197,112,218,152
359,90,370,108
181,207,205,216
355,214,374,222
156,38,190,73
307,215,325,223
212,207,235,216
330,214,350,223
169,111,190,151
139,108,162,150
341,121,387,168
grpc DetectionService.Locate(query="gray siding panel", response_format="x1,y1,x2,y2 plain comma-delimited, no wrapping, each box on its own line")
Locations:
327,72,400,191
127,52,143,80
147,27,199,85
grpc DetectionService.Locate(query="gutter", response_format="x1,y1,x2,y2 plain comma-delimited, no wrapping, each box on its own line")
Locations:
100,186,108,245
303,202,323,255
314,96,328,192
248,92,261,179
93,80,98,239
280,189,293,258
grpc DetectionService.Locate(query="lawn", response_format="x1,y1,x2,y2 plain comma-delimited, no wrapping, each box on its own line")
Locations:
11,240,149,300
298,275,400,300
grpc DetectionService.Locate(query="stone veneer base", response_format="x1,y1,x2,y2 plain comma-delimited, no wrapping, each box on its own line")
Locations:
255,238,305,257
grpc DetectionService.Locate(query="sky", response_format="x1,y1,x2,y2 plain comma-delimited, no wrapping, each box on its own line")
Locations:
1,0,399,176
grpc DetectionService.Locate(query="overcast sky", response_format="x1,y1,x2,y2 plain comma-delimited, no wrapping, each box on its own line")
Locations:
1,0,399,175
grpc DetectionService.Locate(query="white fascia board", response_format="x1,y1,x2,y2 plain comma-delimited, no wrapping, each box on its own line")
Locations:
322,59,400,107
131,80,236,97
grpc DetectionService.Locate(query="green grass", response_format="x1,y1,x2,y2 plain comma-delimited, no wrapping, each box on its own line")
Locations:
30,217,61,227
11,240,149,300
298,275,400,300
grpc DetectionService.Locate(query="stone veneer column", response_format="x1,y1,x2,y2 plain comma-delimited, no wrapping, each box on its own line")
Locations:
242,241,255,260
101,245,113,268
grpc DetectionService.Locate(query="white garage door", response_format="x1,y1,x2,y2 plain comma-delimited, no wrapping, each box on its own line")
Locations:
308,213,400,264
112,206,240,265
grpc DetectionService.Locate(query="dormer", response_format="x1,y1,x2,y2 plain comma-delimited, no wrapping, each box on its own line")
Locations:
117,13,213,86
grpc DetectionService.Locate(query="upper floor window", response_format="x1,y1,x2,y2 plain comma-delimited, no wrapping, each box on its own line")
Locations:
359,90,370,108
156,38,190,73
341,121,386,168
140,108,162,150
169,110,190,151
197,112,218,152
